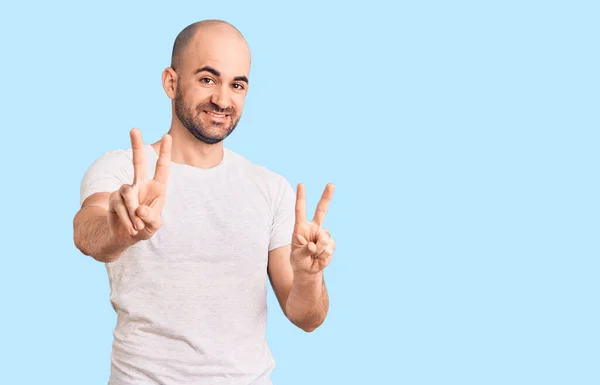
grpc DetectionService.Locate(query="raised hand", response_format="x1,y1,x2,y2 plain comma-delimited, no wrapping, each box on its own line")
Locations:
108,128,172,244
290,183,336,275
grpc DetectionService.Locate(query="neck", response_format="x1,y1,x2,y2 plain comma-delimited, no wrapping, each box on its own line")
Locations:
152,121,225,169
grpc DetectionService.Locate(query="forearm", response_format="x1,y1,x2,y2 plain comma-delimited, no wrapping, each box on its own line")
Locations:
285,271,329,332
73,206,131,263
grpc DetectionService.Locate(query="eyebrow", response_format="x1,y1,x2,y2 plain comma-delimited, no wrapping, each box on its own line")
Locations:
234,75,249,84
194,66,249,84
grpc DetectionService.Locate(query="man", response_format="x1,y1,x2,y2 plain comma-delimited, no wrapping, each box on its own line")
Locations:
73,19,336,385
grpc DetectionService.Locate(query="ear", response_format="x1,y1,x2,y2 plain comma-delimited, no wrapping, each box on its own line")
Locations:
162,67,178,100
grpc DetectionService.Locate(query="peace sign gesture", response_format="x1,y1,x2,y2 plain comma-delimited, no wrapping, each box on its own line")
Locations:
290,183,337,275
107,128,172,243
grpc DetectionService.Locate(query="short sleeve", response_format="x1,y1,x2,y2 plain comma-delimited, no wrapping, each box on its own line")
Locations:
79,149,134,206
269,176,296,251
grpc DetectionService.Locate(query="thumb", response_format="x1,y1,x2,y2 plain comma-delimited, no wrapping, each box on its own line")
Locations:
294,234,317,257
137,205,150,219
136,204,162,234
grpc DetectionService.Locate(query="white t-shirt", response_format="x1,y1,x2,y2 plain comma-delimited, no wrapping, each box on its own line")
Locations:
79,144,296,385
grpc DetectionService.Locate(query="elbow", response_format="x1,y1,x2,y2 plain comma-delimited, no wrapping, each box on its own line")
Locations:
291,315,326,333
72,226,87,256
301,325,318,333
285,300,328,333
72,225,109,262
73,235,95,260
72,214,86,254
73,226,93,258
299,319,325,332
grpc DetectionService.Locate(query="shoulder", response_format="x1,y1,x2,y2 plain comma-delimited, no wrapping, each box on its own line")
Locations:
89,147,133,166
81,147,135,183
79,147,136,205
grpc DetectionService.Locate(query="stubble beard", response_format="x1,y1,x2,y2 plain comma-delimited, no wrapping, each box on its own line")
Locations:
174,86,240,145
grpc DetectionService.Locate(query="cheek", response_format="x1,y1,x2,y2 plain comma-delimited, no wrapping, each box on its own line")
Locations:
233,95,247,113
184,84,211,104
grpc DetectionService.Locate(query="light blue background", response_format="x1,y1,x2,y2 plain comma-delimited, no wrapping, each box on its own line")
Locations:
1,1,598,384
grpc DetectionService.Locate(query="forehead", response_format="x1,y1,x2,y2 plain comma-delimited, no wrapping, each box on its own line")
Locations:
182,32,250,77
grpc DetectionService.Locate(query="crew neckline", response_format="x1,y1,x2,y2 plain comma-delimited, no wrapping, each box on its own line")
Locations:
145,144,230,174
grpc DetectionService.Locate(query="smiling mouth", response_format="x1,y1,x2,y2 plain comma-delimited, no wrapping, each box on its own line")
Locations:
205,111,229,119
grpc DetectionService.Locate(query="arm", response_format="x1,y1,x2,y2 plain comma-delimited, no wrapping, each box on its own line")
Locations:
73,129,172,263
268,245,329,332
268,182,336,332
73,192,135,263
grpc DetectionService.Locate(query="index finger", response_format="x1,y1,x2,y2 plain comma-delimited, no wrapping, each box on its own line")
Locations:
153,134,172,184
295,183,307,225
313,183,335,226
130,128,147,184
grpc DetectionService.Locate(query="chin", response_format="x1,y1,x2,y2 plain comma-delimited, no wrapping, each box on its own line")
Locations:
192,125,237,145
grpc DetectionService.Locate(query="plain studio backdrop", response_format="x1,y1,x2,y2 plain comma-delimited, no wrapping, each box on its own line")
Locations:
0,1,598,384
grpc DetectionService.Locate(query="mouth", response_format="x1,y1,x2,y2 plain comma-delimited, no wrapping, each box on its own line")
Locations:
204,111,230,120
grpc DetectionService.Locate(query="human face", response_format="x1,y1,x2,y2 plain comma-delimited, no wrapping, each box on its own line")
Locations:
173,35,250,144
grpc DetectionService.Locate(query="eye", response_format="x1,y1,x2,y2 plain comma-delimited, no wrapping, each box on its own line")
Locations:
200,78,214,84
232,83,246,90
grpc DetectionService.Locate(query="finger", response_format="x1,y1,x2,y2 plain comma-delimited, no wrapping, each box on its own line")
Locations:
301,241,317,257
109,192,137,236
295,183,306,225
295,233,309,246
324,231,335,252
315,228,330,255
136,204,163,234
153,134,172,185
130,128,147,185
316,243,335,261
119,185,144,231
313,183,335,226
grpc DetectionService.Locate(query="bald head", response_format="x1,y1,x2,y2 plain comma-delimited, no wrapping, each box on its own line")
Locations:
170,20,249,71
164,20,251,146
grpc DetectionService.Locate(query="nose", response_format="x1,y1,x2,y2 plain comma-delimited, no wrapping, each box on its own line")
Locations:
210,84,232,111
